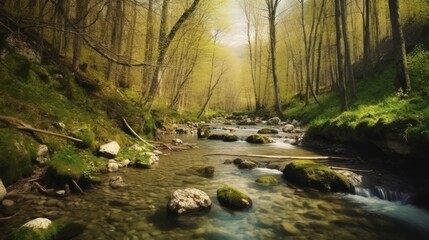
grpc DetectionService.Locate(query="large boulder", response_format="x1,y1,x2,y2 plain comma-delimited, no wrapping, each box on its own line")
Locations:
167,188,212,215
217,185,252,210
245,135,272,144
99,141,120,158
283,160,352,193
9,218,60,240
0,178,6,201
282,124,295,133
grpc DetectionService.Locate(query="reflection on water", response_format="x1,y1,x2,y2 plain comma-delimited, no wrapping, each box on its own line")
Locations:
1,125,429,239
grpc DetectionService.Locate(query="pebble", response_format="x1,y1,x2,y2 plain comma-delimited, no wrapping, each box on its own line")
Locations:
2,199,14,207
281,221,301,235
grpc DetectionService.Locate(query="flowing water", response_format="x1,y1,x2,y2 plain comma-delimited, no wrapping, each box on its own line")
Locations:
1,125,429,239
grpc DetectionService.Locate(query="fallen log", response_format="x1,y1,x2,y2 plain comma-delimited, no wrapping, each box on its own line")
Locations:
204,153,360,161
0,115,83,143
330,166,373,173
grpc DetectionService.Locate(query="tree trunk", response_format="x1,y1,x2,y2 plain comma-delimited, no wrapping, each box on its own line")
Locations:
388,0,411,94
363,0,371,79
142,0,154,96
341,0,355,98
143,0,201,110
335,0,348,111
266,0,283,118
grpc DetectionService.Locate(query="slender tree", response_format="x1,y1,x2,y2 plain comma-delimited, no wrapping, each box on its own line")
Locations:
388,0,411,94
266,0,283,118
335,0,348,111
143,0,201,110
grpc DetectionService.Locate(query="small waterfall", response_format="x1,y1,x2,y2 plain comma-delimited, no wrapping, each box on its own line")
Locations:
354,186,412,204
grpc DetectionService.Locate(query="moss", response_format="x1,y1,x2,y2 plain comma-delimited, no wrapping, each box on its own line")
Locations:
217,185,252,210
245,135,271,144
0,129,35,186
46,147,89,181
283,160,352,193
257,128,279,134
255,176,279,185
73,127,96,150
117,147,153,169
8,221,61,240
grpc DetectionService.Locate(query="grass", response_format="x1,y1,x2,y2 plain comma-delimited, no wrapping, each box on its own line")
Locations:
284,45,429,151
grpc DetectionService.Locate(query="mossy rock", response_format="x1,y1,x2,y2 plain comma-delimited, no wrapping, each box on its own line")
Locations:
8,218,61,240
46,148,90,182
238,160,257,169
256,176,279,185
245,134,272,144
217,185,252,210
283,160,352,193
0,129,36,186
208,134,225,140
257,128,279,134
222,134,239,142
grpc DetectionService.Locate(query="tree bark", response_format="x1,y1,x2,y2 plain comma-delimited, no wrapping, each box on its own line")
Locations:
388,0,411,94
340,0,356,98
335,0,348,111
266,0,283,118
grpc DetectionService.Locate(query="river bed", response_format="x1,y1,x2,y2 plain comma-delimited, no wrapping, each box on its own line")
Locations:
1,125,429,239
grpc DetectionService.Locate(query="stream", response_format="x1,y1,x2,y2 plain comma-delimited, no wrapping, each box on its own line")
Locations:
1,124,429,239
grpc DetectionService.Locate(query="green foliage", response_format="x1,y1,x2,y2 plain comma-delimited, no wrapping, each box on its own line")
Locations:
8,222,61,240
283,160,352,192
408,44,429,92
0,129,35,186
74,127,96,150
46,147,89,181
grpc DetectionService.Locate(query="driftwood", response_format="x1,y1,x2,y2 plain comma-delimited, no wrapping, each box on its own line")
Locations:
204,153,360,161
0,115,83,143
121,117,154,148
330,166,373,173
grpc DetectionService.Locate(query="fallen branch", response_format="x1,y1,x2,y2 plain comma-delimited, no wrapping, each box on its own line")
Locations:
121,117,153,148
204,153,359,161
330,166,373,173
33,182,52,196
0,212,18,221
71,179,85,194
0,115,83,143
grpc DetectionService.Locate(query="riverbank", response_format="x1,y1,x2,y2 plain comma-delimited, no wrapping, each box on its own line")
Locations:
285,45,429,161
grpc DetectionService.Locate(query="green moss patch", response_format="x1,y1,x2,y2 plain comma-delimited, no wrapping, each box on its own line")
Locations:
283,160,352,193
0,129,36,186
8,221,61,240
46,148,90,181
255,176,279,185
217,185,252,210
245,135,272,144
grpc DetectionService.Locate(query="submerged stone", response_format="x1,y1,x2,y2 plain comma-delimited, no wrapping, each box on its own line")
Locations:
256,176,279,185
257,128,279,134
283,160,352,193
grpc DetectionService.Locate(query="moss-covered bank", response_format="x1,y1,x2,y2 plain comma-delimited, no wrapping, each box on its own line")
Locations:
284,45,429,159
